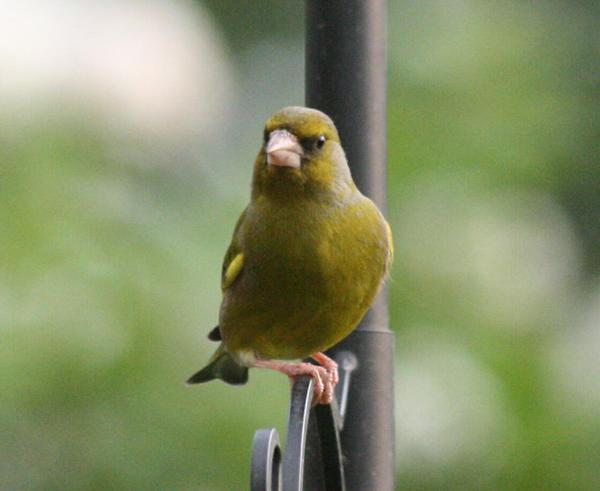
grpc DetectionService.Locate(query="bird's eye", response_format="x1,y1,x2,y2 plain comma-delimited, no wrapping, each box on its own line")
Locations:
316,135,326,149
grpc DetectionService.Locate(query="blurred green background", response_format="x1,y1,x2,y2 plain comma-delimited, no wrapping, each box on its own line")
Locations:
1,1,598,489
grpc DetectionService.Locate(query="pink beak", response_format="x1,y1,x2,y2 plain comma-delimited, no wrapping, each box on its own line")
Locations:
266,129,304,168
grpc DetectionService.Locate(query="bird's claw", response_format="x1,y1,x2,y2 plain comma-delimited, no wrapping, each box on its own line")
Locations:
311,352,339,386
314,365,334,406
254,355,339,405
284,362,332,405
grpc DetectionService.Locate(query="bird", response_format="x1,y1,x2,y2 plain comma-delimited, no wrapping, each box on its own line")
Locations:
187,106,392,405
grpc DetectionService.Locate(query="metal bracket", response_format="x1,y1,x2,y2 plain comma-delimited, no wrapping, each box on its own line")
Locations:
251,351,357,491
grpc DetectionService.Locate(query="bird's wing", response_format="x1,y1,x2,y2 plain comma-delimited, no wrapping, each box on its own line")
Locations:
220,208,247,291
207,325,221,341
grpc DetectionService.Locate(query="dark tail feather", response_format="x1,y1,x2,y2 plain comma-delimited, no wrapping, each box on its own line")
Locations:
186,345,248,386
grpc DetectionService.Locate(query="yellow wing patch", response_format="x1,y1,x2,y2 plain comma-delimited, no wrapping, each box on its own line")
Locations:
222,253,244,291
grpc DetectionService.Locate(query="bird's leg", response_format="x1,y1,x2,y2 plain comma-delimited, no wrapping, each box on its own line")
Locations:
311,352,339,386
253,359,333,405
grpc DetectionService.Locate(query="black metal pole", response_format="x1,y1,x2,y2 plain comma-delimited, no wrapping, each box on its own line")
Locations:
306,1,394,490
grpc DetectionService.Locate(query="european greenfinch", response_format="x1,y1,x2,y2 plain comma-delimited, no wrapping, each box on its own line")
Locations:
187,106,392,405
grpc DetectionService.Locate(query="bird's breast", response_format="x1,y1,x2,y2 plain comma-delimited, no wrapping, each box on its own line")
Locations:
220,197,388,359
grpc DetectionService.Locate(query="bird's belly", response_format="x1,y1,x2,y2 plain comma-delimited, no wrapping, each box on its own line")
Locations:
219,200,388,362
219,258,368,360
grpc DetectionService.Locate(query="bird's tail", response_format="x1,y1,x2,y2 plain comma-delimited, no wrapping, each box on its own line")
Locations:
186,344,248,386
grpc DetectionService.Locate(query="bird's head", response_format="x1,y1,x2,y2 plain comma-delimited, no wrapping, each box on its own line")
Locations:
252,106,355,200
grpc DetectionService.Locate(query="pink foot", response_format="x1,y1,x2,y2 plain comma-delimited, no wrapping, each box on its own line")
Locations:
311,352,339,386
254,359,333,405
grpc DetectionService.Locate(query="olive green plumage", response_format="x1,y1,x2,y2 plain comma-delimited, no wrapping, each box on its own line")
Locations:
187,106,392,386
